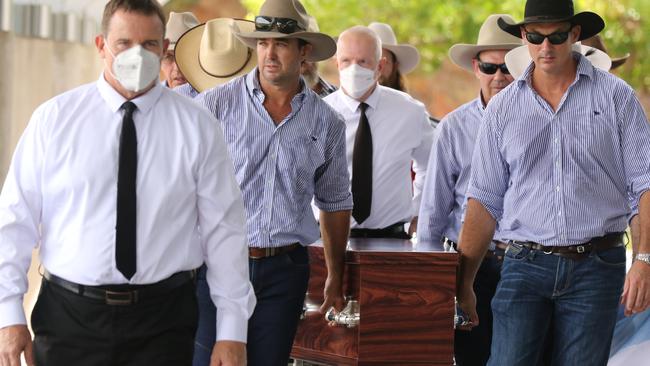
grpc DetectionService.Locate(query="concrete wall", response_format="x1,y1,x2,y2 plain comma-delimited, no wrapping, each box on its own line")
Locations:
0,30,102,179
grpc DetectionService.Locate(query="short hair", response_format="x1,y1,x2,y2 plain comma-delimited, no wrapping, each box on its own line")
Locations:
101,0,166,37
338,26,382,64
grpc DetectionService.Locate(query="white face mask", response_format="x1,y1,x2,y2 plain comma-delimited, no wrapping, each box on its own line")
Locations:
339,63,377,99
105,43,161,93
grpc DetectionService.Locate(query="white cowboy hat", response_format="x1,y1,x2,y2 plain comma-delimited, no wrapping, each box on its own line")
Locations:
505,42,612,79
232,0,336,62
166,12,199,50
449,14,523,72
581,35,630,69
368,22,420,74
175,18,257,92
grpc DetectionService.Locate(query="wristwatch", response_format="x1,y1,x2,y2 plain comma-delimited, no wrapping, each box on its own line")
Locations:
635,253,650,266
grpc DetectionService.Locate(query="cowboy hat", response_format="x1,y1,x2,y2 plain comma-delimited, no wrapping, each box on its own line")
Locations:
505,42,611,79
581,35,629,69
166,12,199,50
497,0,604,41
175,18,257,92
449,14,523,72
232,0,336,62
368,22,420,74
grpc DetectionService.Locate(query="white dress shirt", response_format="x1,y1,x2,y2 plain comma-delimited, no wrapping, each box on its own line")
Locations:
324,85,434,229
0,75,255,342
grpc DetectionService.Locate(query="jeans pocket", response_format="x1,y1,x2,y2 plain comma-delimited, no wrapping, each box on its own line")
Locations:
505,243,530,261
591,246,626,267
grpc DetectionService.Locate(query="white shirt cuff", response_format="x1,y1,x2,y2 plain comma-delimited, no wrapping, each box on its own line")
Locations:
0,299,27,329
216,309,249,343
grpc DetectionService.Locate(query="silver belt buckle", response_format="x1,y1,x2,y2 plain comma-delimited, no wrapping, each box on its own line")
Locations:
576,245,586,253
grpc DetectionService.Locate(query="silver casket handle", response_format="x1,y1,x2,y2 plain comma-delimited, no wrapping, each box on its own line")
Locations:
301,298,360,328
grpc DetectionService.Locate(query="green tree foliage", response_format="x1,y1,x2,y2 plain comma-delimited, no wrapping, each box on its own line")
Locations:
241,0,648,91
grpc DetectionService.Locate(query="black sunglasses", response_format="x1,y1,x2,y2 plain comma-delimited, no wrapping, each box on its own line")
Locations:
524,28,571,45
255,16,304,34
477,61,510,75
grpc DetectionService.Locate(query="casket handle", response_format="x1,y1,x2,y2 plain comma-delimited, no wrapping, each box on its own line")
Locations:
325,299,360,328
301,298,360,328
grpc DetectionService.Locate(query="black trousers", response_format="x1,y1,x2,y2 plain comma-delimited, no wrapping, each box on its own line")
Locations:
31,278,198,366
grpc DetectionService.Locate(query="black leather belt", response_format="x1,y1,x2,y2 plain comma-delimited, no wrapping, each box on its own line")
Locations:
500,232,625,260
350,222,410,239
43,270,195,306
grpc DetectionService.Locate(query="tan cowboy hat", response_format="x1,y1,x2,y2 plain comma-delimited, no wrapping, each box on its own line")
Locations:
166,12,199,50
232,0,336,62
175,18,257,92
449,14,523,72
505,42,612,79
581,35,630,69
368,22,420,74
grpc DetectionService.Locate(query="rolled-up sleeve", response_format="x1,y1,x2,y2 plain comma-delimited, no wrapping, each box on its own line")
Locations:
618,86,650,212
466,106,509,221
196,112,256,343
313,115,353,212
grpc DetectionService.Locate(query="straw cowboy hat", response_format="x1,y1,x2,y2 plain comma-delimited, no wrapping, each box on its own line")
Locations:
497,0,604,41
368,22,420,74
166,12,199,50
505,42,612,79
232,0,336,62
449,14,523,72
581,35,630,69
175,18,257,92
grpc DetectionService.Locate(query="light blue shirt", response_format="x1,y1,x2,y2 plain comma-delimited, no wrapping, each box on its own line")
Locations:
196,69,353,248
173,82,200,99
467,54,650,245
418,97,484,243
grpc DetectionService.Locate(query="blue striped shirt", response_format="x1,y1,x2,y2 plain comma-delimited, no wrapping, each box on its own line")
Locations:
418,97,485,243
467,53,650,245
195,69,353,248
173,83,200,99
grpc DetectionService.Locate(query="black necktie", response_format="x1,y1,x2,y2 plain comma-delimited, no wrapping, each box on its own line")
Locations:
352,102,372,224
116,101,137,279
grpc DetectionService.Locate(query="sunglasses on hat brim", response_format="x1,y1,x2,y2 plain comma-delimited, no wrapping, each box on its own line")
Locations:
255,16,305,34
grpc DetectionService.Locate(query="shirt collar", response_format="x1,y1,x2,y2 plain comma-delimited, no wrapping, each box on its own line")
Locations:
97,73,163,115
473,93,486,115
340,83,382,113
245,67,308,104
519,51,594,88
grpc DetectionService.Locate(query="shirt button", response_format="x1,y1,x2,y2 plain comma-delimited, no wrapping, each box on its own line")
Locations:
556,186,560,192
558,211,562,216
554,138,559,144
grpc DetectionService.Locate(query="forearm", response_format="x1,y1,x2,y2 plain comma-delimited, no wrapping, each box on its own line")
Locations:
457,199,497,290
636,190,650,256
319,210,351,281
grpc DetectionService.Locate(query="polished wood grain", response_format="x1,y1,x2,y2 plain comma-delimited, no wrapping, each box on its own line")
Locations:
291,238,458,365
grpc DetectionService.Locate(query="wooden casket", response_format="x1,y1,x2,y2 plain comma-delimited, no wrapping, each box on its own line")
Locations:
291,238,458,365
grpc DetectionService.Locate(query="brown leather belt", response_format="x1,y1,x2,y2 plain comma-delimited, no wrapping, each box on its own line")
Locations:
249,243,301,259
499,232,625,260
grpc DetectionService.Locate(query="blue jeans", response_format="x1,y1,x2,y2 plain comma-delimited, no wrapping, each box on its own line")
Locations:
192,247,310,366
488,243,626,366
455,255,502,366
